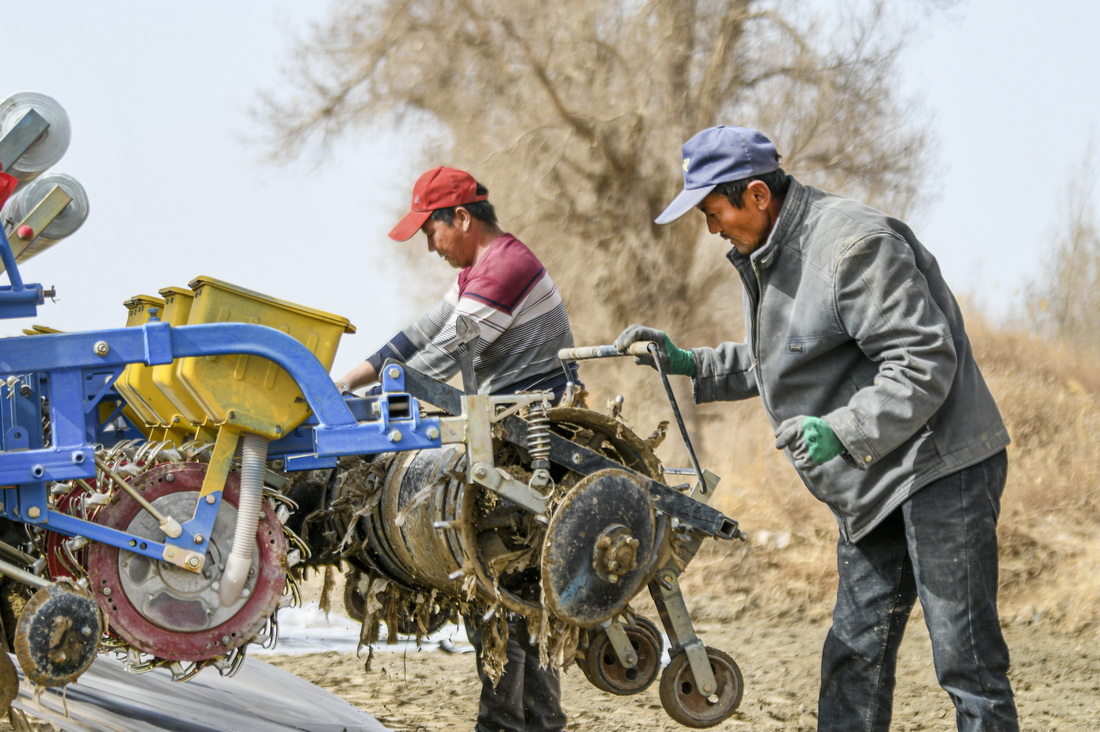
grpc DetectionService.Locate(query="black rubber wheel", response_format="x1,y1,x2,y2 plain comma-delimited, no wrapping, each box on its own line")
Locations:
658,646,743,728
579,616,663,695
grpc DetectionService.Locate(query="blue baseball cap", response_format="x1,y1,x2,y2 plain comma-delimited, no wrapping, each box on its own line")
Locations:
655,126,780,224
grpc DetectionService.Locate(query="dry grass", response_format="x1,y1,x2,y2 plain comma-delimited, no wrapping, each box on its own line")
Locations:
607,313,1100,635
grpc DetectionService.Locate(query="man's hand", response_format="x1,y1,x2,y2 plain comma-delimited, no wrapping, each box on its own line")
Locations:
775,415,813,469
803,417,844,463
775,415,844,468
613,325,695,377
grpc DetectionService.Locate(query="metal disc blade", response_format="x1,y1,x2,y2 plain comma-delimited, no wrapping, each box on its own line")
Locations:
541,469,656,626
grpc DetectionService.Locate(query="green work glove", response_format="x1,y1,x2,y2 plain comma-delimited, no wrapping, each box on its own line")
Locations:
775,415,844,468
613,325,695,377
802,416,844,463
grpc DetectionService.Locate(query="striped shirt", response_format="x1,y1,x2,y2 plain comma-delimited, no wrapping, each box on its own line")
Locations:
366,234,578,396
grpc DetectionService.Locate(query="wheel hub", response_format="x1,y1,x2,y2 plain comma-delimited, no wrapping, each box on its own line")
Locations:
114,491,253,633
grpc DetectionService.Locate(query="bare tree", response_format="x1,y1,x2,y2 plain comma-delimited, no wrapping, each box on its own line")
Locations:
258,0,944,347
1027,141,1100,352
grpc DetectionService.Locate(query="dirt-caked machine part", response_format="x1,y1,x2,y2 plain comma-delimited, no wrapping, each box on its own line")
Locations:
0,91,747,728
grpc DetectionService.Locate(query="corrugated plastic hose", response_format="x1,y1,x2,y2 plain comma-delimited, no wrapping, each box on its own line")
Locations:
219,433,267,606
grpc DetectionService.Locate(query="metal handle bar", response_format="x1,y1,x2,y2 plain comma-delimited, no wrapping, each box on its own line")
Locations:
557,342,654,361
559,341,709,500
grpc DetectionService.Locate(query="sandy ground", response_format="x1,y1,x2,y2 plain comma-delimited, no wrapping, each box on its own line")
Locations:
262,615,1100,732
3,612,1095,731
2,577,1098,731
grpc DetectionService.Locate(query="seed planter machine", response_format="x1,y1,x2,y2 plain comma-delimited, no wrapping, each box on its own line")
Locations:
0,91,747,728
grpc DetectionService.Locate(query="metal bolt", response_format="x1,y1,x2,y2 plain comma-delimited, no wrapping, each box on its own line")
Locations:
165,473,175,482
206,495,215,504
93,340,110,356
572,453,583,465
26,506,40,519
101,587,112,596
388,430,403,443
387,366,401,379
427,427,440,440
474,466,488,478
185,556,201,569
193,535,204,544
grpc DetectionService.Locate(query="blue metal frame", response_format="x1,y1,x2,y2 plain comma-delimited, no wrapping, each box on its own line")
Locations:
0,227,47,318
0,320,446,563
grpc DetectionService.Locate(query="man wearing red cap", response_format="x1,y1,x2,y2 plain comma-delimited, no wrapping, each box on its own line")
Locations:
338,166,577,402
338,166,575,732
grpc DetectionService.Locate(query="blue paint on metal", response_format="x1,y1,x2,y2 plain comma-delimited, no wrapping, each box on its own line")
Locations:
0,221,446,570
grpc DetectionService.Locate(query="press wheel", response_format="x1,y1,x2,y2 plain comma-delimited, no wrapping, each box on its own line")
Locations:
580,616,663,695
658,646,743,728
14,582,102,687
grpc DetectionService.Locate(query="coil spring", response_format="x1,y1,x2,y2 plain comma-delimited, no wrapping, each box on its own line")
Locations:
527,403,551,470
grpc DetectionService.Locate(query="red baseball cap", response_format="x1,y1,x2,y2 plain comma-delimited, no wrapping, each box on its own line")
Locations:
388,166,489,241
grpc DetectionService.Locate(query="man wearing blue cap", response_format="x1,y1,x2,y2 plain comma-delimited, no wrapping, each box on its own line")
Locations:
616,126,1018,731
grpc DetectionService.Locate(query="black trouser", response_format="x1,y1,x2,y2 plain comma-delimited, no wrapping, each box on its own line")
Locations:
465,615,566,732
819,451,1018,731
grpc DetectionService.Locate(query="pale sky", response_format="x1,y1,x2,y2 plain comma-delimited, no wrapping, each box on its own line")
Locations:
2,0,1098,378
902,0,1100,315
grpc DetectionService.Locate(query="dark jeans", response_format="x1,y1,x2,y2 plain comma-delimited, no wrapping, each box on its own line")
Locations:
466,615,566,732
819,450,1018,732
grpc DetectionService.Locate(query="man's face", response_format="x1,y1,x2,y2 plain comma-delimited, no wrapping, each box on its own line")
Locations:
421,214,472,269
698,184,774,256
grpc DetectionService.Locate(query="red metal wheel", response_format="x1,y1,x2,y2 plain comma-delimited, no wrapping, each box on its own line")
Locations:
86,462,286,662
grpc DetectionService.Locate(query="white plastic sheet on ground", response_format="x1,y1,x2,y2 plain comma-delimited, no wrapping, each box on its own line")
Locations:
9,652,392,732
254,602,473,656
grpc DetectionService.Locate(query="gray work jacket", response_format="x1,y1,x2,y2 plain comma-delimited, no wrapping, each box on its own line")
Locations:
692,178,1009,542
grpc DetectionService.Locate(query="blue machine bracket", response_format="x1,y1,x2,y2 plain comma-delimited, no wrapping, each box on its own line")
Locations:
0,321,445,565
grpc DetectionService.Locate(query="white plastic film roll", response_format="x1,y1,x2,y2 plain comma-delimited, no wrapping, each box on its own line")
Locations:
1,172,89,263
0,92,72,182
